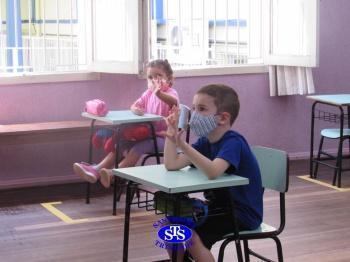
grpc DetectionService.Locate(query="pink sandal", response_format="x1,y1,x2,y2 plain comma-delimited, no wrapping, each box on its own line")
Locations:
73,162,99,183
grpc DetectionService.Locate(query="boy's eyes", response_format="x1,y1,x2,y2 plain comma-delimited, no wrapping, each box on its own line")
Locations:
192,106,206,112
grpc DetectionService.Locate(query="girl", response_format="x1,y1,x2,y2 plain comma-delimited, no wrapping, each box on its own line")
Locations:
73,59,179,188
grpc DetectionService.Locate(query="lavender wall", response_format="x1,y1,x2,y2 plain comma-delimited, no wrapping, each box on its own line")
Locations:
0,0,349,188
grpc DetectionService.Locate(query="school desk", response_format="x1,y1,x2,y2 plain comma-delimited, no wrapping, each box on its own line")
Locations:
82,110,163,215
113,164,249,262
307,94,350,186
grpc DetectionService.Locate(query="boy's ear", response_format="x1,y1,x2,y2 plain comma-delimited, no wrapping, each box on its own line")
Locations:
218,112,231,125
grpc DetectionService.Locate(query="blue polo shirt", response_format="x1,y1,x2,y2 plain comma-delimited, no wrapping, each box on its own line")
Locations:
192,130,263,229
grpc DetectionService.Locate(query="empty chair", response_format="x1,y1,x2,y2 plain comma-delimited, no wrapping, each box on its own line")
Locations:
218,146,289,262
313,128,350,187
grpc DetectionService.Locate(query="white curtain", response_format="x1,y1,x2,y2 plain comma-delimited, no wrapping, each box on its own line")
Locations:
268,65,315,96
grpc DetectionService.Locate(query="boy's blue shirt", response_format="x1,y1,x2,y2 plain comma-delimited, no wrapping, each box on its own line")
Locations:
191,130,263,229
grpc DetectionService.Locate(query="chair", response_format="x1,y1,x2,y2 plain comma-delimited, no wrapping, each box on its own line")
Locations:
218,146,289,262
141,104,191,166
313,128,350,187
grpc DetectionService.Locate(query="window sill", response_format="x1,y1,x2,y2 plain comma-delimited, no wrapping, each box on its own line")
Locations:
0,72,100,86
138,64,268,79
173,65,268,77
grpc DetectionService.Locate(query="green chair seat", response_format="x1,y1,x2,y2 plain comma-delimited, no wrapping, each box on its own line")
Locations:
321,128,350,139
223,222,276,238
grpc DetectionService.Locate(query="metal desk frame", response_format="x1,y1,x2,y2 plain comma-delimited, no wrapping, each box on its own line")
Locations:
82,110,163,215
308,94,350,187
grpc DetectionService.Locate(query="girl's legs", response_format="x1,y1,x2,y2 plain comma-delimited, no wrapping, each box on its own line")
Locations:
73,151,116,183
95,151,116,170
100,137,165,188
100,148,142,188
73,140,134,183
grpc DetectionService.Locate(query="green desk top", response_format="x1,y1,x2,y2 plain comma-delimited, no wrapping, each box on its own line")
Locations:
82,110,163,125
307,94,350,106
112,164,249,194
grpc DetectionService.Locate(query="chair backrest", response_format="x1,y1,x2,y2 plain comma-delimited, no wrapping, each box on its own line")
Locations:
251,146,289,193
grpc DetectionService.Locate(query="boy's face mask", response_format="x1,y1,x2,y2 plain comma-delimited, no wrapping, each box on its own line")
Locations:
189,111,218,137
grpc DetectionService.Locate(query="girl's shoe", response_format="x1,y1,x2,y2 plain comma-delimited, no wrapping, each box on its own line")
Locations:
73,162,99,183
100,168,113,188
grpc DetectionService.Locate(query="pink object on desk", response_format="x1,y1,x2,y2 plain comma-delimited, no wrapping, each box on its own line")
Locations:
85,99,108,117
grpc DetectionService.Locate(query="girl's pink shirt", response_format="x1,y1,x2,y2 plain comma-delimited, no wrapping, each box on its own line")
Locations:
134,87,179,134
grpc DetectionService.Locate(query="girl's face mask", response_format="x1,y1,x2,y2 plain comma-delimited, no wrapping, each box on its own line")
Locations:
189,111,218,137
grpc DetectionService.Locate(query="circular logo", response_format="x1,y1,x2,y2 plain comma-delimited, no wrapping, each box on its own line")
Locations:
157,224,192,243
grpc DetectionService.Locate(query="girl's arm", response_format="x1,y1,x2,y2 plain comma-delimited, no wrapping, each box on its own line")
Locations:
130,101,144,116
154,90,178,108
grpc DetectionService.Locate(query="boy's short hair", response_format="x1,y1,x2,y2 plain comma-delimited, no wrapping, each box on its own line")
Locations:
197,84,240,125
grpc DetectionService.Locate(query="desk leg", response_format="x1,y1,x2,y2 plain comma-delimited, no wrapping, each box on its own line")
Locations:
310,102,317,178
86,119,96,204
171,194,180,262
336,108,345,187
123,181,133,262
148,123,160,164
348,106,350,158
229,197,243,262
113,127,121,216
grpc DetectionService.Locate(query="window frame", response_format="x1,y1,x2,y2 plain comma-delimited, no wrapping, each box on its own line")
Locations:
88,0,141,74
263,0,319,67
0,71,100,86
139,0,267,78
0,0,319,86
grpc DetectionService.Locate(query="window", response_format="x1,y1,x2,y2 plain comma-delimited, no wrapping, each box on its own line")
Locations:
147,0,264,70
0,0,89,76
89,0,139,74
0,0,318,79
264,0,319,67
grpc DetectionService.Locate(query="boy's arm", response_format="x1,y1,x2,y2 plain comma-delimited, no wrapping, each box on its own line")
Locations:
164,136,191,170
163,107,229,177
163,107,191,170
177,139,230,180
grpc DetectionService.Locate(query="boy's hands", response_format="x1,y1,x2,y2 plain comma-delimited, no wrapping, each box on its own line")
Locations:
163,106,184,145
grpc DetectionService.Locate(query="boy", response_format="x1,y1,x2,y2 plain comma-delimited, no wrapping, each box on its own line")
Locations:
163,84,263,261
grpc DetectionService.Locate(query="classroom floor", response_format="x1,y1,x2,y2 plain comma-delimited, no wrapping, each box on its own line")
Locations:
1,160,350,262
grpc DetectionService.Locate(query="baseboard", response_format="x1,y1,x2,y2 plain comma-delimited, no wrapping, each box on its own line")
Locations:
0,175,83,190
288,148,350,160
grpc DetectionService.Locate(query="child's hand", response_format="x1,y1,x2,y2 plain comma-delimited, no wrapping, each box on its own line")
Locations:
131,101,145,116
131,106,144,116
163,106,184,145
149,77,169,95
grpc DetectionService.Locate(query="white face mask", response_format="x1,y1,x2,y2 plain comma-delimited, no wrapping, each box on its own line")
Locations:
189,111,218,137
